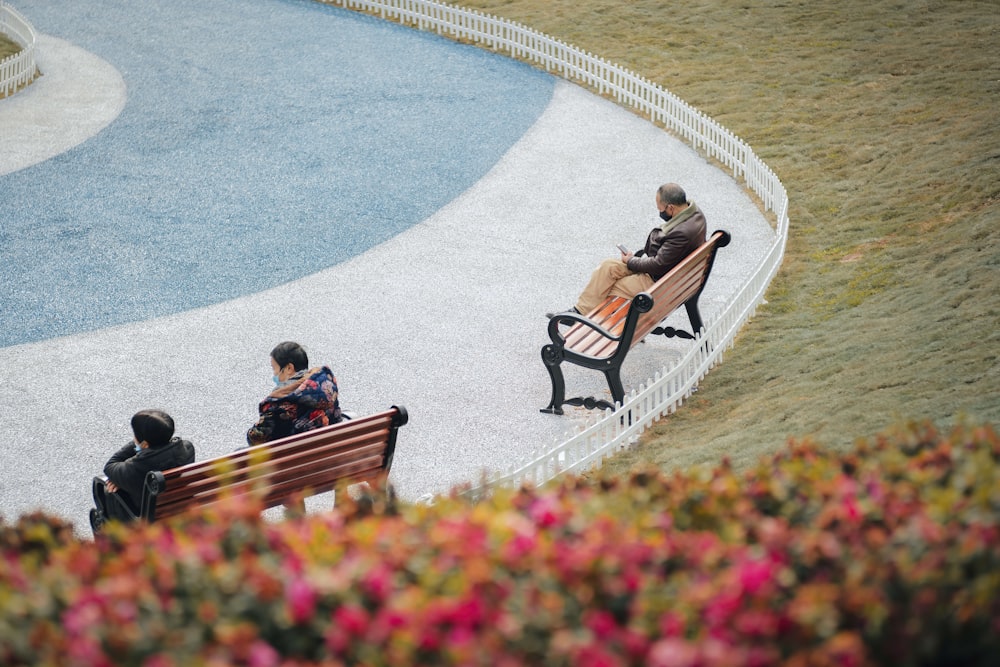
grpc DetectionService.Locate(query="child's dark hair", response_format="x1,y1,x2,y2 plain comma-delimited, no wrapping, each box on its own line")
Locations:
131,410,175,448
271,341,309,372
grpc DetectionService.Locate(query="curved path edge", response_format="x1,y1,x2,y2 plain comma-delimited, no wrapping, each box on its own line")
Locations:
0,34,126,176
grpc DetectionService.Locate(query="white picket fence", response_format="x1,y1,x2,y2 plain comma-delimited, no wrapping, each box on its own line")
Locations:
318,0,790,495
0,1,37,97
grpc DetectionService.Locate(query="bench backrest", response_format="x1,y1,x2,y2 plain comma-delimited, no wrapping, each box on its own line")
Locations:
633,229,729,337
563,230,730,359
140,406,408,522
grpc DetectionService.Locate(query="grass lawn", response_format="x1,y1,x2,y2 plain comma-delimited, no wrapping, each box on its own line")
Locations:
454,0,1000,475
0,33,19,60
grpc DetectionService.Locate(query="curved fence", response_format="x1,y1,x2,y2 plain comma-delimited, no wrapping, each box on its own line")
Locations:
321,0,790,495
0,1,37,98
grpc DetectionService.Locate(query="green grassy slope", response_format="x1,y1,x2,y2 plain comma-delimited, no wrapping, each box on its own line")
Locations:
0,34,19,60
456,0,1000,472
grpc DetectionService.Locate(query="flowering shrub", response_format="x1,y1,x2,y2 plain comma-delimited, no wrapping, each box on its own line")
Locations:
1,420,998,666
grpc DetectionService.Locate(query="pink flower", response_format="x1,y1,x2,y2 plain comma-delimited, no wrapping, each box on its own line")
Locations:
738,558,774,595
333,603,369,636
445,624,476,647
648,638,698,667
843,495,861,522
502,530,538,562
734,608,780,638
326,604,368,653
575,643,624,667
286,577,316,624
63,595,104,636
247,640,280,667
658,611,685,638
703,590,742,630
453,596,485,627
529,495,562,528
362,563,394,602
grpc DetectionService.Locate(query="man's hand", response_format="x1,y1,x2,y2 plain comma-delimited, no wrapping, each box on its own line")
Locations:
105,480,119,493
621,251,634,262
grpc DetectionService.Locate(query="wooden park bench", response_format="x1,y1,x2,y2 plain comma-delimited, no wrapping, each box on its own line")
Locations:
91,406,408,529
540,230,731,414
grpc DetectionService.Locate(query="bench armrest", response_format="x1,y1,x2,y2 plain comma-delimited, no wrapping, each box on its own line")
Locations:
92,475,141,523
546,293,654,348
546,310,622,346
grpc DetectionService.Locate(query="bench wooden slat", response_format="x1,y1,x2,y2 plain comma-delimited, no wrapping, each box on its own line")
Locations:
541,231,730,414
153,454,386,520
136,406,408,523
148,427,392,499
151,437,391,508
167,424,393,479
565,297,631,358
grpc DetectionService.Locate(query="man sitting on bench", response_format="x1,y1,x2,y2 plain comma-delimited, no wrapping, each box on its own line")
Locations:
547,182,707,317
90,409,195,533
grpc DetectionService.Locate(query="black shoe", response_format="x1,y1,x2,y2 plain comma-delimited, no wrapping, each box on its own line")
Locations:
545,307,580,320
89,508,105,535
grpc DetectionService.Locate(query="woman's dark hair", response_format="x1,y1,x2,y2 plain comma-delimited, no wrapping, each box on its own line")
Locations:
271,341,309,372
131,410,175,448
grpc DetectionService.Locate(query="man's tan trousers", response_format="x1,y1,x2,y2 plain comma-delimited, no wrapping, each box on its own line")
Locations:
575,258,654,315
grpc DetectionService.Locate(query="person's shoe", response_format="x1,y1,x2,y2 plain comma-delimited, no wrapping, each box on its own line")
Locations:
545,307,580,319
89,508,105,535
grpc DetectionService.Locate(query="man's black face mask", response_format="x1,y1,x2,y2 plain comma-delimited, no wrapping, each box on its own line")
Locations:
659,210,673,222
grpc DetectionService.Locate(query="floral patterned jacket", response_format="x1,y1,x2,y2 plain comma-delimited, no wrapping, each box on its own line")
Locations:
246,365,343,446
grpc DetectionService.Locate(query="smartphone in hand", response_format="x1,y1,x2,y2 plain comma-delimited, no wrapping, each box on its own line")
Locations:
616,244,629,254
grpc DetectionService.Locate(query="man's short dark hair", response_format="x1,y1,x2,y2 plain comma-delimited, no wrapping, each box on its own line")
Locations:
271,341,309,372
131,410,175,448
656,182,688,207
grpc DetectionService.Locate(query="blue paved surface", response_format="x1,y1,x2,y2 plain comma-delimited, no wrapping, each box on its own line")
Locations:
0,0,553,347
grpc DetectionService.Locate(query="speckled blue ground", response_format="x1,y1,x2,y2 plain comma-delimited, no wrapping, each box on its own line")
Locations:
0,0,553,347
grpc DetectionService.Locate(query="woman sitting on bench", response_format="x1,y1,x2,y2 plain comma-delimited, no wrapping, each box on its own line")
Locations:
246,341,344,516
246,341,343,446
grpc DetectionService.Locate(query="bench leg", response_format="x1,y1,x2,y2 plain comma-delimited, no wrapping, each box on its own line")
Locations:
540,344,566,415
604,366,626,407
685,301,703,337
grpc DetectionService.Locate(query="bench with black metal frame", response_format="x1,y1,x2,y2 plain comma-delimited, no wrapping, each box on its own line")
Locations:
90,406,408,532
540,231,730,415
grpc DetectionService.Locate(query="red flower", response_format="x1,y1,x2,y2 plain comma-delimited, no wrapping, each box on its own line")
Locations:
585,609,619,640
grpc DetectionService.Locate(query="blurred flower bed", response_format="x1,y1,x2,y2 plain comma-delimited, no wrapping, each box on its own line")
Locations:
2,420,998,666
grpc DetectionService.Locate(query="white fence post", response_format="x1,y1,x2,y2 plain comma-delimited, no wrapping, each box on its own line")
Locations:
0,1,39,98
